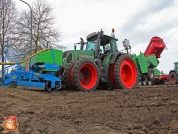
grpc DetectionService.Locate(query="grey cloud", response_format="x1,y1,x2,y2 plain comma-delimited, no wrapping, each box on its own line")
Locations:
116,0,177,48
119,0,175,37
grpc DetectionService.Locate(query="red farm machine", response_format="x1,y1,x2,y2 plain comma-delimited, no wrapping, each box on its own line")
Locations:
132,36,167,86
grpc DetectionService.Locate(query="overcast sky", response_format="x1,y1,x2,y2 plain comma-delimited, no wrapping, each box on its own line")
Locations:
17,0,178,74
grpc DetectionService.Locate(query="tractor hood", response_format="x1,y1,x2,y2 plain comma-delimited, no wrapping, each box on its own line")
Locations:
63,50,94,66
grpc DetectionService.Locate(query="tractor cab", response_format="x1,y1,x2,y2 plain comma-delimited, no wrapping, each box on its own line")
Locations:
86,29,118,61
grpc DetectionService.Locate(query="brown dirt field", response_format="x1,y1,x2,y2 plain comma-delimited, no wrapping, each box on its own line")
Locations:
0,85,178,134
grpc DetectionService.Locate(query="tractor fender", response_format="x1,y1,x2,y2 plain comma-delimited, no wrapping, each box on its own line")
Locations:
109,51,125,64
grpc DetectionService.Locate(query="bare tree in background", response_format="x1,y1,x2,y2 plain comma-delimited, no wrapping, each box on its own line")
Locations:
0,0,17,66
17,0,63,58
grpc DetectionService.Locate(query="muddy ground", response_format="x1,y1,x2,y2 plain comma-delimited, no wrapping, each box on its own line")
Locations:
0,84,178,134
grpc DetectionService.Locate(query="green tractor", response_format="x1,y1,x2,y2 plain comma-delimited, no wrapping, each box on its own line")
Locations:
169,62,178,84
62,29,139,91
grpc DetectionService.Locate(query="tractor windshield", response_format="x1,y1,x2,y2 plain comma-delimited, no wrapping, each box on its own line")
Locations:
86,40,97,51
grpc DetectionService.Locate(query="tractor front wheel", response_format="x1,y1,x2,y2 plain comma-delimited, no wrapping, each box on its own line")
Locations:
72,58,99,91
63,61,76,90
169,72,178,84
114,54,138,89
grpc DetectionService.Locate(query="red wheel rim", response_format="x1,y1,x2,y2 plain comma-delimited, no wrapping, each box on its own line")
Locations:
119,58,137,88
109,64,118,88
171,75,175,82
78,63,98,90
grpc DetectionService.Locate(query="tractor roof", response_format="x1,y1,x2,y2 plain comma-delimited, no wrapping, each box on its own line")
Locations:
101,35,118,45
86,32,118,42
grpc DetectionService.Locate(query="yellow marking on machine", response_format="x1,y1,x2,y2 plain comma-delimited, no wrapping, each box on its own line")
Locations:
12,75,17,79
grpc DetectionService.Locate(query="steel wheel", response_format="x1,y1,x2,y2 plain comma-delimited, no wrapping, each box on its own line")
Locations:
143,78,148,86
147,68,155,85
114,54,138,89
138,81,143,86
148,80,152,85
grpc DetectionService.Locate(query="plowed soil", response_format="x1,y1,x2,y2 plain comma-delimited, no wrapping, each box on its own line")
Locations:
0,84,178,134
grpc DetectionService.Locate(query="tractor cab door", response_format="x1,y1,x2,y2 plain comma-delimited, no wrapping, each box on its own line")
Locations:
99,36,118,63
101,35,118,54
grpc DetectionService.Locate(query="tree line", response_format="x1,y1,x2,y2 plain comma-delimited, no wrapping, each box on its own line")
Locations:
0,0,64,64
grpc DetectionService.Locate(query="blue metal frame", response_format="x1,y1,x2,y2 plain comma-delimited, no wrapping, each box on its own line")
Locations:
0,62,62,92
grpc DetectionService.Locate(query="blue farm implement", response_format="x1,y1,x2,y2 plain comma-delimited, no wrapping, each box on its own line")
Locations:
0,49,63,92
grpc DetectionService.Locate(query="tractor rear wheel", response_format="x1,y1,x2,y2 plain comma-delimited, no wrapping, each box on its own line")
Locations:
63,61,76,90
114,54,138,89
72,58,99,91
169,72,178,84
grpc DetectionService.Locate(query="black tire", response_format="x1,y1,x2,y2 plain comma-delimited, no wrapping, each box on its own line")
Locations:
169,72,178,85
63,61,76,90
72,58,99,91
114,54,138,89
45,81,52,92
107,64,121,90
